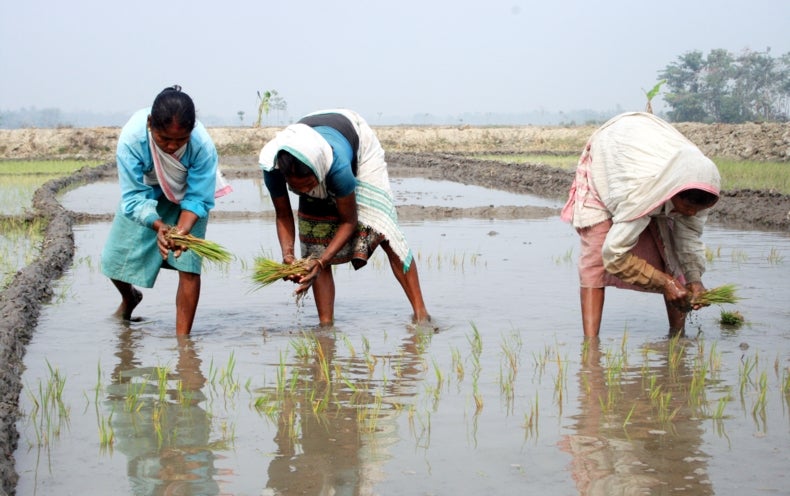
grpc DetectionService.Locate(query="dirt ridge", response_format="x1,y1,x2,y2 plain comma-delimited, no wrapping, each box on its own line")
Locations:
1,122,789,162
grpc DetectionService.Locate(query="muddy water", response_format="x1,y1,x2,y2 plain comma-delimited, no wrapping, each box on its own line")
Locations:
14,179,790,495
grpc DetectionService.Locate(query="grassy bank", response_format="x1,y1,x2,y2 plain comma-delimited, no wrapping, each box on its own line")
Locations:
476,154,790,195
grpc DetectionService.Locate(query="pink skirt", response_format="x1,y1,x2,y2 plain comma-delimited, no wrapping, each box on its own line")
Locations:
578,218,681,292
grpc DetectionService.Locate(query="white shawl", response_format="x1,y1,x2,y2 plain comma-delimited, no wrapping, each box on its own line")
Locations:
145,130,232,203
259,109,413,270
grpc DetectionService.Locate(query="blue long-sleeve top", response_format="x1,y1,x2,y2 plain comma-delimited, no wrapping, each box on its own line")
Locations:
116,108,218,227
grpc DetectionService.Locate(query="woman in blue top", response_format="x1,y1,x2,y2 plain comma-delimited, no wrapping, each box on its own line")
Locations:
259,109,430,327
101,86,227,335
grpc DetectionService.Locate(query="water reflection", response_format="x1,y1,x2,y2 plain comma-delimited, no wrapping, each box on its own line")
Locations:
259,329,430,495
108,329,229,495
561,337,713,495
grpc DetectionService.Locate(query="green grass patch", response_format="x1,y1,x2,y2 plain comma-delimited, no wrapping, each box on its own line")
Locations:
476,154,790,195
0,160,103,215
0,160,102,175
1,217,47,290
714,159,790,194
474,153,578,170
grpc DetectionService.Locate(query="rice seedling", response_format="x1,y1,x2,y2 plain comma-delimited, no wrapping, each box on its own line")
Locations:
623,403,636,429
719,310,745,327
431,357,444,392
552,247,574,265
451,346,465,383
155,365,170,403
655,391,680,424
739,353,758,399
166,229,234,264
752,371,768,417
97,408,115,451
708,341,722,378
523,392,539,440
767,247,784,264
251,256,313,288
124,379,147,413
314,339,331,383
25,361,70,447
667,334,686,374
711,392,730,420
692,284,741,306
472,382,484,414
688,351,709,409
500,332,521,378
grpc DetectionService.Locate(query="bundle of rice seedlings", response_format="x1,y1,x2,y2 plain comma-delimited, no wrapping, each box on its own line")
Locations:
251,257,312,288
719,309,745,327
166,229,233,264
692,284,740,306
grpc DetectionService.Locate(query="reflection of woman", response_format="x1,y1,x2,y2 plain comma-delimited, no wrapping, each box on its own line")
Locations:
101,85,230,335
266,331,429,495
560,337,713,495
259,109,429,326
561,112,720,337
110,330,223,495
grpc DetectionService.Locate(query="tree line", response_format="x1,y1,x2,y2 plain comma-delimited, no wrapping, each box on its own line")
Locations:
660,47,789,123
3,48,789,128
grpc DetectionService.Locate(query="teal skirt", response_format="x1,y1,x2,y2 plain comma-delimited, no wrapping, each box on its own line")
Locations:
101,198,208,288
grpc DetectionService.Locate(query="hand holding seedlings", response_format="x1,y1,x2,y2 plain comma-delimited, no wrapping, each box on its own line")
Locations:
661,275,690,310
295,258,325,295
155,222,181,259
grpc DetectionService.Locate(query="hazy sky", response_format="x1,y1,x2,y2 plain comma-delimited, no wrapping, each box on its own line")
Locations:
1,0,788,125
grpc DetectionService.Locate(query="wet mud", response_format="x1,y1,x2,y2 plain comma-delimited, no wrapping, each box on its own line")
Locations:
1,152,789,494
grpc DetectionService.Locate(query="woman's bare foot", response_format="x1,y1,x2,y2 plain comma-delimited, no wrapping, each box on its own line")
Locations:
114,287,143,320
413,311,431,324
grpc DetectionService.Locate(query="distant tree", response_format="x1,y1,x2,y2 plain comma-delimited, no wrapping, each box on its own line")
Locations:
660,48,790,123
269,92,287,125
237,110,245,125
254,89,287,127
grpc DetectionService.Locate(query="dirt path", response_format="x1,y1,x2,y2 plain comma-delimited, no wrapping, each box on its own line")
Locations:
1,153,789,495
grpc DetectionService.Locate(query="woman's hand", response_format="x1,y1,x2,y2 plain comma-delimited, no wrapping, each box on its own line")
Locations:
154,221,188,259
281,254,302,283
661,274,691,311
686,281,707,310
154,222,174,260
294,258,325,295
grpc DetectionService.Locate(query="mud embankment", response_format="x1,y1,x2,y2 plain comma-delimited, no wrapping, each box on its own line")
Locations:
2,121,789,161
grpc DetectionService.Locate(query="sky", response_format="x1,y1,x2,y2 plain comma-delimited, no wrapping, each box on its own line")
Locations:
1,0,788,126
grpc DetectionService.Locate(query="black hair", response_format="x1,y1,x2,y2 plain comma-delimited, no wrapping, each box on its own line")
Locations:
276,151,315,179
149,85,196,131
677,188,719,207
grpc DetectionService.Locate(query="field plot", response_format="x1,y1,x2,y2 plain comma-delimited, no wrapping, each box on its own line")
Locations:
13,177,790,495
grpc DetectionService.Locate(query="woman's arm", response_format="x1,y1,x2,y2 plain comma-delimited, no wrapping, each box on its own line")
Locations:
318,192,358,264
117,141,160,227
180,124,218,220
295,192,358,294
271,195,297,262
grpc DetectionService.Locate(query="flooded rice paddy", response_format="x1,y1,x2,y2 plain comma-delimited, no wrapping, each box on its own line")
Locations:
13,176,790,495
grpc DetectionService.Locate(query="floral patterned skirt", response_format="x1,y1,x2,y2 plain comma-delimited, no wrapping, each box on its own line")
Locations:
298,196,385,270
